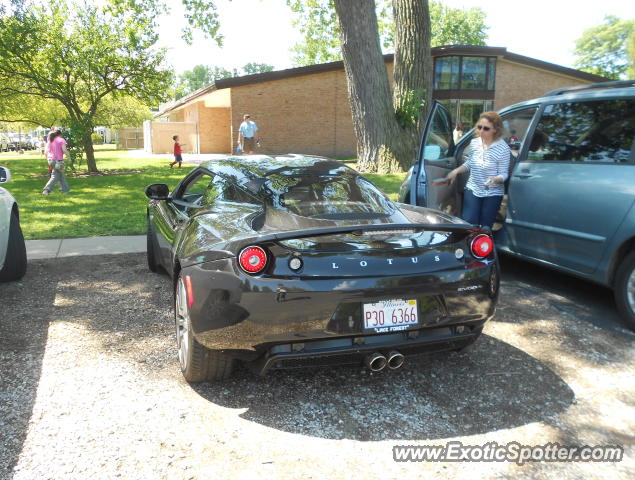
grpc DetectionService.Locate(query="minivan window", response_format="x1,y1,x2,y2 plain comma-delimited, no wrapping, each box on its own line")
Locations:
527,99,635,163
501,107,538,155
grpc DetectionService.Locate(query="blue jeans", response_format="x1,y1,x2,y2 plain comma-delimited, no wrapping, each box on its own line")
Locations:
462,189,502,229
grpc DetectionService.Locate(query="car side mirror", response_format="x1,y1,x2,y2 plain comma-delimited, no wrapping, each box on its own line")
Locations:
145,183,170,200
423,145,441,161
0,166,10,184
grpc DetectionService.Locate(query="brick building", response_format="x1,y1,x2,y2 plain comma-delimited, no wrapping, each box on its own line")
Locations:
152,45,606,157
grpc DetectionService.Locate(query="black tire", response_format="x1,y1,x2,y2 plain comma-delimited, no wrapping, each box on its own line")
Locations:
146,220,159,273
614,251,635,331
0,210,27,282
174,274,235,382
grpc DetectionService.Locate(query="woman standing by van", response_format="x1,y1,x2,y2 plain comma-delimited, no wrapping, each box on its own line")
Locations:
445,111,510,229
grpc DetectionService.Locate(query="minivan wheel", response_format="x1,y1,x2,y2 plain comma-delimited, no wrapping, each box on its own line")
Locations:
614,251,635,331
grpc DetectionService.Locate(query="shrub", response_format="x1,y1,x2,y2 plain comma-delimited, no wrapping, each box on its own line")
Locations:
91,132,104,145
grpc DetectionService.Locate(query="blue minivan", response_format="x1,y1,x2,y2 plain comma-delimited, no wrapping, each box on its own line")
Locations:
400,80,635,330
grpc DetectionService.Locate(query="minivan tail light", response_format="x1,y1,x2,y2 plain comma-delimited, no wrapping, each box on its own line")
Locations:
238,246,268,274
470,234,494,259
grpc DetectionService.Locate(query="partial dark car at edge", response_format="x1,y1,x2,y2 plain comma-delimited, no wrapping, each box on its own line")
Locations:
146,156,499,382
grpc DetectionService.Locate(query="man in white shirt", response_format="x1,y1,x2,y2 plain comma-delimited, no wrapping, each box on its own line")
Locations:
237,114,259,154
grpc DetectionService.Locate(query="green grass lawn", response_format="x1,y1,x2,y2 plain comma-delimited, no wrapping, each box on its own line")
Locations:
0,146,406,240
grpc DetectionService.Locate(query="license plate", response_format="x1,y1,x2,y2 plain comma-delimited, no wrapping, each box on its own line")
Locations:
363,299,418,331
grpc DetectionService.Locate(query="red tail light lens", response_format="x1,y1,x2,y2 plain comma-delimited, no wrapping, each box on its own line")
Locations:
238,246,268,273
470,234,494,259
184,275,194,308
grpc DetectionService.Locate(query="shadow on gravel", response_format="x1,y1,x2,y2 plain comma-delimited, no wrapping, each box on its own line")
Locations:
0,261,60,480
192,335,575,441
498,255,632,335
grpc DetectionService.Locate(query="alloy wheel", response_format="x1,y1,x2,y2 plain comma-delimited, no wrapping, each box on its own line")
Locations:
627,267,635,314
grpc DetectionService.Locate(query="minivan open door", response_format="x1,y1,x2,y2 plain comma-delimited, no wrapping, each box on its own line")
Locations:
410,101,460,215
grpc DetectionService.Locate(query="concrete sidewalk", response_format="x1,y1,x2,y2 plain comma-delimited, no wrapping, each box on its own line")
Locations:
26,235,146,260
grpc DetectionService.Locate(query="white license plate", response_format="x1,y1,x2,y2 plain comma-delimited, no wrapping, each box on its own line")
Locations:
363,299,418,330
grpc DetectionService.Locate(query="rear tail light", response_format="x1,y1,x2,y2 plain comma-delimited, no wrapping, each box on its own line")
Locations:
184,275,194,308
470,234,494,259
238,246,268,274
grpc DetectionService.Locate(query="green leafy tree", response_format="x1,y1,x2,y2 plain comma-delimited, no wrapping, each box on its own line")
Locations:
0,0,171,172
173,63,275,99
242,62,274,75
573,15,635,80
175,65,222,99
0,88,66,128
93,95,154,130
287,0,341,65
287,0,487,66
428,2,487,47
628,30,635,78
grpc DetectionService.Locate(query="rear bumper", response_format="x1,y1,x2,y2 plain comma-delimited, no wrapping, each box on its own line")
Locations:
253,325,482,375
182,258,498,361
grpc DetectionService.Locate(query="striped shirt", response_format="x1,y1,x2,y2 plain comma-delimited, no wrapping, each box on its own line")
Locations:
463,137,511,197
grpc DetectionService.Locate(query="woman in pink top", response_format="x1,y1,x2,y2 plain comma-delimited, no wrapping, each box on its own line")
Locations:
42,130,70,195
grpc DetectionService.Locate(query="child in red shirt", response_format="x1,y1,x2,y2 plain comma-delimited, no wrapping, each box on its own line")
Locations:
169,135,185,168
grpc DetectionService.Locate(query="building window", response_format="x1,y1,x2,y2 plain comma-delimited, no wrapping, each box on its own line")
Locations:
434,57,460,90
461,57,487,89
487,58,496,90
433,56,496,91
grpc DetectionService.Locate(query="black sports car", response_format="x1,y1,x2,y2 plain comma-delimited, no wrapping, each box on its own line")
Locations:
145,155,499,382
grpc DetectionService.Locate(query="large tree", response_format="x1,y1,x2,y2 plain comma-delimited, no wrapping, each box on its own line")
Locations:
287,0,487,66
573,15,635,80
333,0,430,173
0,0,171,172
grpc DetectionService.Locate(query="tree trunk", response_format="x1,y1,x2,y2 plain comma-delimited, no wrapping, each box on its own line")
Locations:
83,134,98,173
333,0,431,173
393,0,432,158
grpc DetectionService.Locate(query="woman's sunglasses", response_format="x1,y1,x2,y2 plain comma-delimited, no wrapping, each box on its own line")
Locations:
477,125,491,131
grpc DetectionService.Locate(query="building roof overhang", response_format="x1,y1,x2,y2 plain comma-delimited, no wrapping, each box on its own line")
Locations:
156,45,608,117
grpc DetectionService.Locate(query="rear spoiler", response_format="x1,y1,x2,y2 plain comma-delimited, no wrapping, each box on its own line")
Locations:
180,223,489,268
229,222,488,253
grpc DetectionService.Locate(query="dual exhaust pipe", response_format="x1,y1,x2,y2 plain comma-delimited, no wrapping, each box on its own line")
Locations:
365,350,405,372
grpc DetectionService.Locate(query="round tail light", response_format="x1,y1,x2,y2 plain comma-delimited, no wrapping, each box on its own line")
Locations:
238,246,268,273
470,234,494,259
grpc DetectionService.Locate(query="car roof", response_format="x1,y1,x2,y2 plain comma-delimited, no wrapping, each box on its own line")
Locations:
199,154,351,179
499,85,635,115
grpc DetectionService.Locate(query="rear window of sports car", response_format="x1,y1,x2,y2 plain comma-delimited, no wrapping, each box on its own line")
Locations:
264,168,403,221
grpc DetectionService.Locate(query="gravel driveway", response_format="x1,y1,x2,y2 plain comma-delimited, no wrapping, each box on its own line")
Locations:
1,253,633,480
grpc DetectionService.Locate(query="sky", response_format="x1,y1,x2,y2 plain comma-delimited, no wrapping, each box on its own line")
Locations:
157,0,635,75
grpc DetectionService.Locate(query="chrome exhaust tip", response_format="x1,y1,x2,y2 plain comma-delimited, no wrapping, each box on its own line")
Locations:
365,352,387,372
387,350,405,370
